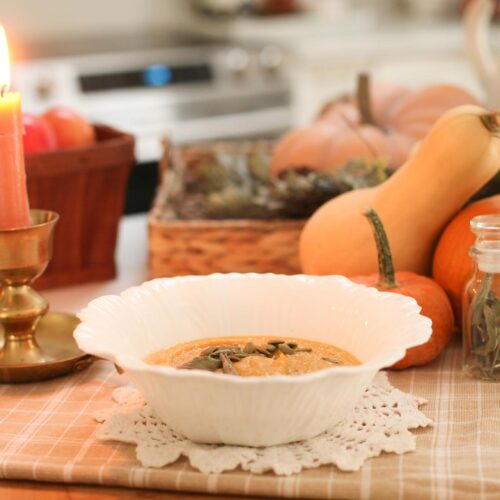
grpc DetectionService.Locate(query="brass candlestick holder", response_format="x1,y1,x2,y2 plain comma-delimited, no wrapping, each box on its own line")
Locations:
0,210,93,383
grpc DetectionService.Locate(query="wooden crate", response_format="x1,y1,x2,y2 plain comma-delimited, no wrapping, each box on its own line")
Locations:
148,139,304,277
26,125,135,289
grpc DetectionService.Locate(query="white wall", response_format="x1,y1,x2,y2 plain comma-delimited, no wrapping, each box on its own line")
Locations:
0,0,189,43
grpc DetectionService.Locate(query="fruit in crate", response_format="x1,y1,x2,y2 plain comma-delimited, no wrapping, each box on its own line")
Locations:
42,107,96,149
22,107,96,154
271,74,479,176
22,114,57,154
300,105,500,277
352,209,454,369
432,194,500,323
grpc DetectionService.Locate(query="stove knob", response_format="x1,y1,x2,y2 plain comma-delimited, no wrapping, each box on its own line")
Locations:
259,45,284,73
225,48,249,76
36,78,55,100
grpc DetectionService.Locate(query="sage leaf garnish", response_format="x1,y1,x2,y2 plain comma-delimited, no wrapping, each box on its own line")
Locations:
229,354,246,362
200,346,218,356
278,343,295,355
243,342,256,354
257,347,273,357
220,352,239,375
268,339,285,345
213,348,233,356
322,356,341,365
180,356,222,371
232,353,248,359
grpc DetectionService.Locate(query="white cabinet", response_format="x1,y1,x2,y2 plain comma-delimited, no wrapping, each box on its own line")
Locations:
289,23,484,125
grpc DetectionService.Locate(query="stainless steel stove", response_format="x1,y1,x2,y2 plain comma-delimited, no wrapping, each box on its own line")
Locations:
12,38,291,163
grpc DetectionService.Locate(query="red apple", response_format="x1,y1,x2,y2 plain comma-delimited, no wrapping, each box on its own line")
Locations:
42,107,96,149
22,114,58,154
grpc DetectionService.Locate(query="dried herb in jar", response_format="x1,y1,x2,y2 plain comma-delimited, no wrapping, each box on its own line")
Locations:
470,273,500,380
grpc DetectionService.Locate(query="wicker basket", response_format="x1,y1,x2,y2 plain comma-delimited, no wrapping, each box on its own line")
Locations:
148,139,304,277
26,125,135,289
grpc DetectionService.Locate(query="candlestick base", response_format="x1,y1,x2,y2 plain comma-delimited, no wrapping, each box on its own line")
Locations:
0,312,94,383
0,210,94,383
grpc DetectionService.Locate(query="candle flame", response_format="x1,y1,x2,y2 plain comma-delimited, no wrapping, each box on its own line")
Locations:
0,25,11,94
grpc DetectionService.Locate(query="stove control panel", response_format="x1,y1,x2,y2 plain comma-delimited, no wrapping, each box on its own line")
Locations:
12,43,291,162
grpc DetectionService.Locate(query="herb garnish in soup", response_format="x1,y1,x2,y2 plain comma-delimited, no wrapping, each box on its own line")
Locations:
145,336,361,376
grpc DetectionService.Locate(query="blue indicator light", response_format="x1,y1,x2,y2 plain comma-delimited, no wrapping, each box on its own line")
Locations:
143,64,172,87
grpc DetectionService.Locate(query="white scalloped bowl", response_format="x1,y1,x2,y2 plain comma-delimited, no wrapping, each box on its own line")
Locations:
74,273,431,447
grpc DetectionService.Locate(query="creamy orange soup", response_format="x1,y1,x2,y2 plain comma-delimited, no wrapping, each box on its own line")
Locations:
145,336,361,376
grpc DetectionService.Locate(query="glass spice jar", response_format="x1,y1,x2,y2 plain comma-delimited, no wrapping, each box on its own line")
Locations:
462,215,500,381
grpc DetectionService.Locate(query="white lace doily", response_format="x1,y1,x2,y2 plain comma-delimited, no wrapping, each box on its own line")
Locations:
94,373,432,476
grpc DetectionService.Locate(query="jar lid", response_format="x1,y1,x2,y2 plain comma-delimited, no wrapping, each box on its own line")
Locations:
471,214,500,231
471,242,500,273
471,215,500,246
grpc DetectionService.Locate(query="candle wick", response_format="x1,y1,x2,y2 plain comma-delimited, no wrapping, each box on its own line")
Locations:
0,84,6,98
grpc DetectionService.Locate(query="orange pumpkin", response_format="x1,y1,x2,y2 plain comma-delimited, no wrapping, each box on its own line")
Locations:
386,85,481,139
320,80,412,126
432,194,500,325
271,74,479,177
352,209,455,369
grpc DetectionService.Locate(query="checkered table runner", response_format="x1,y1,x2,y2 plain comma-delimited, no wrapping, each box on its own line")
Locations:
0,338,498,499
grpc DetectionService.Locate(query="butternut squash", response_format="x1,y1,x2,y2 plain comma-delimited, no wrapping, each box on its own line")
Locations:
300,105,500,276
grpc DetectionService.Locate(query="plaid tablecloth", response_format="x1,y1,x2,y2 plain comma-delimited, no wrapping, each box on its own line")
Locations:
0,337,498,499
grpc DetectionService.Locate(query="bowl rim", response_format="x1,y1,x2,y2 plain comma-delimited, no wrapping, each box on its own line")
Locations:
74,273,432,385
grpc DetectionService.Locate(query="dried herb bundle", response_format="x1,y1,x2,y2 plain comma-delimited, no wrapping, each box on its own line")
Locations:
158,141,391,221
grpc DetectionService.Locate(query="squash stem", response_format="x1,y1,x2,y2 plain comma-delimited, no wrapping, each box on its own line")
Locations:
357,72,377,127
364,208,399,289
480,112,500,138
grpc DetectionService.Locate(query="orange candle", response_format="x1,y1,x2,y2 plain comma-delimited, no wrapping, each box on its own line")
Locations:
0,25,30,229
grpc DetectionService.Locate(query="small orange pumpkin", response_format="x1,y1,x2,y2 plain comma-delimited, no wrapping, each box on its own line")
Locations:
271,74,479,177
432,194,500,325
351,209,455,369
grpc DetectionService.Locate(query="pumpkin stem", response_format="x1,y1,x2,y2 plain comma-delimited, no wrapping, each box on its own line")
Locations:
480,112,500,138
357,72,377,127
364,208,399,289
